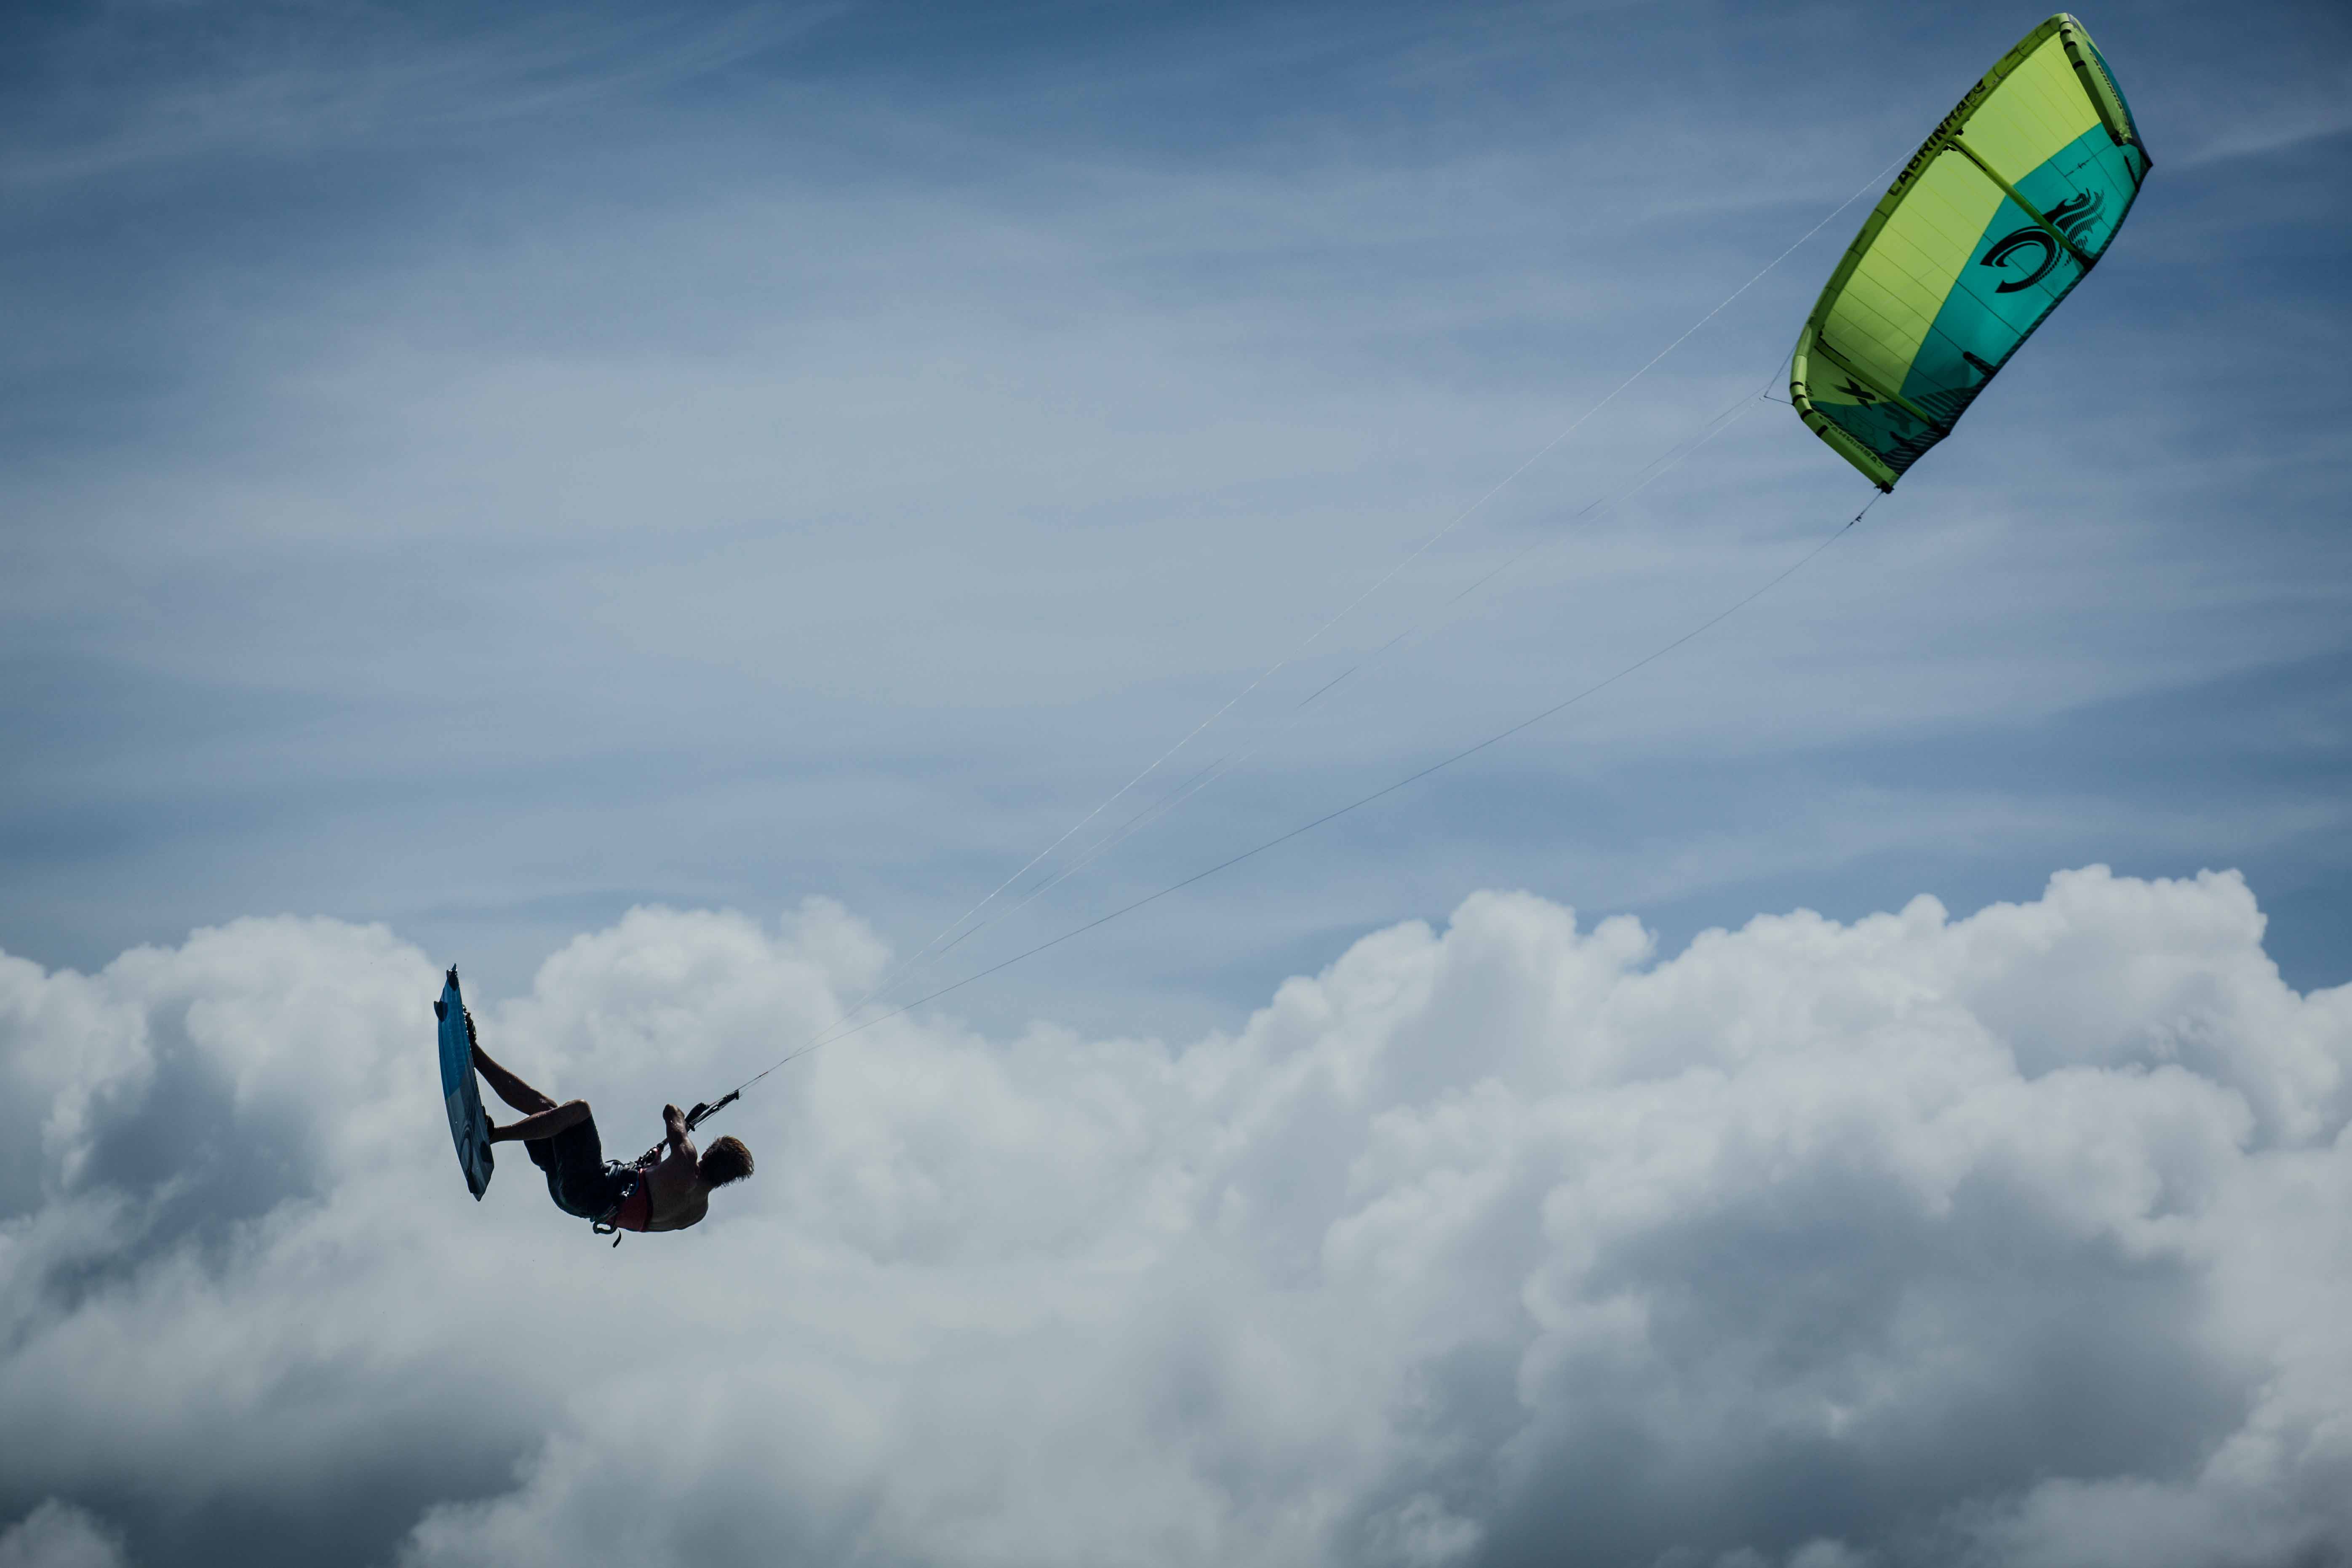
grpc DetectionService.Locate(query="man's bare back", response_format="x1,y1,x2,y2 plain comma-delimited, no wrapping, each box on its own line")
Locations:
635,1104,714,1232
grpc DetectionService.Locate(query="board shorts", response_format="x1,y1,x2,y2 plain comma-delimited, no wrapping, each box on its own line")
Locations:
526,1113,641,1223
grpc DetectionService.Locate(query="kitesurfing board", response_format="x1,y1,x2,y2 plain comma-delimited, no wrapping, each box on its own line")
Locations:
435,967,495,1199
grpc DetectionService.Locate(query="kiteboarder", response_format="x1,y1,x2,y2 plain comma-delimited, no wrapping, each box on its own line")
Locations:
469,1030,754,1234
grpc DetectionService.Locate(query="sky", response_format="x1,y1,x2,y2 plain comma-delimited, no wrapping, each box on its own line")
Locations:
1,0,2349,1564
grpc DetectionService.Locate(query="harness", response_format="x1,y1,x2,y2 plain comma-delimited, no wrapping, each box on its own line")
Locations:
590,1171,652,1243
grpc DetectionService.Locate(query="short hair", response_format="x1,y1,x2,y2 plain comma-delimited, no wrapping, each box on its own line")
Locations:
699,1135,753,1188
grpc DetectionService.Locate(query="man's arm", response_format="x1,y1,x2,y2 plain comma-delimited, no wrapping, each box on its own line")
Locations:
643,1105,706,1228
655,1104,699,1184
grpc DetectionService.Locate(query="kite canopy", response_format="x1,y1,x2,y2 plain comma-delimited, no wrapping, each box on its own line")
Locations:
1791,13,2151,490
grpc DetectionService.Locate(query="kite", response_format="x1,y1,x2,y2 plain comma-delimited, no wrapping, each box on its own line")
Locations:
1791,13,2151,489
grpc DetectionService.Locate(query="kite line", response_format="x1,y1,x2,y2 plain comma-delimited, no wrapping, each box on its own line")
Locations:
749,153,1910,1079
670,153,1910,1133
697,487,1879,1114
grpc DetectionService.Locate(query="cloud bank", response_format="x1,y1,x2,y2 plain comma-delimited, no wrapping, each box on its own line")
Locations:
3,867,2348,1567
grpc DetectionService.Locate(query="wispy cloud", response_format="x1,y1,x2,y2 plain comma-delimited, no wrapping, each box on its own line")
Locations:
1,4,843,190
2177,95,2352,168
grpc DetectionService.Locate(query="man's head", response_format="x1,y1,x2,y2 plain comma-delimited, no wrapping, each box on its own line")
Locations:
698,1135,754,1189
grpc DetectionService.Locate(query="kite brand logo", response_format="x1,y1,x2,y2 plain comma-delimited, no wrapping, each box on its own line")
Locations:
2046,190,2107,245
1981,190,2105,293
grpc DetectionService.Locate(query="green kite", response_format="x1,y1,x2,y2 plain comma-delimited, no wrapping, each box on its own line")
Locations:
1791,14,2152,490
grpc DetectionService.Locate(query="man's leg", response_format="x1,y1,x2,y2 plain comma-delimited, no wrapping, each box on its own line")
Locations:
487,1099,591,1144
472,1040,557,1116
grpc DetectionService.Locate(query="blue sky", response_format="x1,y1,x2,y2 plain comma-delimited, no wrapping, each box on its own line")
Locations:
3,5,2352,1565
4,0,2346,1035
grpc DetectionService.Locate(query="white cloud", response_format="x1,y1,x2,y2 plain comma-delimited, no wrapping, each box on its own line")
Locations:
0,1503,127,1568
1,869,2348,1566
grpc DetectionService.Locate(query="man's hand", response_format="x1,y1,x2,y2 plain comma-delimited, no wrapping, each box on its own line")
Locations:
663,1102,691,1157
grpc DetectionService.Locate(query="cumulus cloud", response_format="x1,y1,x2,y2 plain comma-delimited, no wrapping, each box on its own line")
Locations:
1,869,2348,1567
